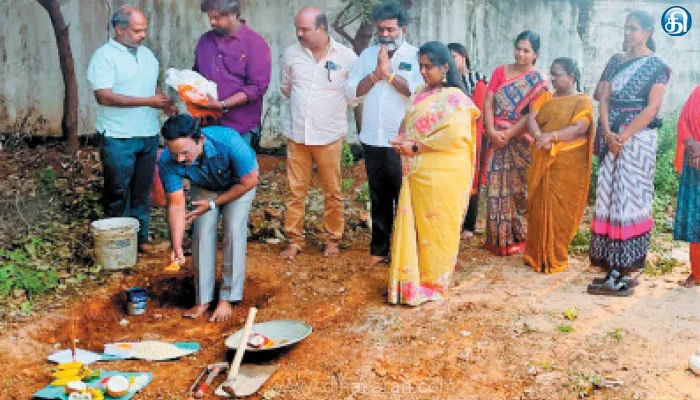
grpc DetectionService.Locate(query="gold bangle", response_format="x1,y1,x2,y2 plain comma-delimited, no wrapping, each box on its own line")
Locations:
388,73,396,84
370,73,377,83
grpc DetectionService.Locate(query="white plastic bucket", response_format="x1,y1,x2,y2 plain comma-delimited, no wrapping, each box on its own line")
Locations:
90,217,140,270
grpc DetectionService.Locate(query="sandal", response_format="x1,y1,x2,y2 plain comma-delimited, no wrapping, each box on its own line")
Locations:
680,274,699,288
592,275,639,288
587,270,635,297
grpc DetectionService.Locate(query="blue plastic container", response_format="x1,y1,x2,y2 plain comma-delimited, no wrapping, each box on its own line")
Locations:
126,287,147,316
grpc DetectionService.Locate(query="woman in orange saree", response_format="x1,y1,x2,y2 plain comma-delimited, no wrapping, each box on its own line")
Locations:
483,31,548,256
388,42,479,306
524,58,594,273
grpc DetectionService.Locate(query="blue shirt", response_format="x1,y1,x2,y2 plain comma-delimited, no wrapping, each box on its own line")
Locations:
158,126,258,193
87,39,160,138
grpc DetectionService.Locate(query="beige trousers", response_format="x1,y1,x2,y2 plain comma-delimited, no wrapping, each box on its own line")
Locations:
284,138,344,247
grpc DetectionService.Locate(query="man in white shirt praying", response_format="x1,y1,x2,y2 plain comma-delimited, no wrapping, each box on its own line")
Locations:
279,6,358,260
346,1,423,267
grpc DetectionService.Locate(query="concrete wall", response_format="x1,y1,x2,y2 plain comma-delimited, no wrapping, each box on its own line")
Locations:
1,0,699,146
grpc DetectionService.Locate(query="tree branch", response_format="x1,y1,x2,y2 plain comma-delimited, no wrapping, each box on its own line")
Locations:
15,196,31,235
332,5,356,46
35,0,79,153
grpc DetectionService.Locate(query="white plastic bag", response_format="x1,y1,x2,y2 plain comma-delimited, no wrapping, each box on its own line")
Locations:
164,68,218,99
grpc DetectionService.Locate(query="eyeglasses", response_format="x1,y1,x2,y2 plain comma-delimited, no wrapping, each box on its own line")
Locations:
549,71,568,77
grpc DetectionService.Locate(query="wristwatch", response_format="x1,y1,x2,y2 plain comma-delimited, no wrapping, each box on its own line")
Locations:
208,198,217,211
412,144,419,154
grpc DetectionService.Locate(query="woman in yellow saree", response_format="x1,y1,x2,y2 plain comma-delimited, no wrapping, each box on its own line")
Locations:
388,42,479,306
524,58,594,273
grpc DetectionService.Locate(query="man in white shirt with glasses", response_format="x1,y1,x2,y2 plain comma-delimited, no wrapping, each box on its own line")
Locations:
346,1,423,267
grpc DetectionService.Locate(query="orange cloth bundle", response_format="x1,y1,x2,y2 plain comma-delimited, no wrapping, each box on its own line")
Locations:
177,84,222,119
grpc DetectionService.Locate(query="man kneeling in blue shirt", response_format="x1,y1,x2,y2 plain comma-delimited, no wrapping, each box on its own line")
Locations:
159,115,258,322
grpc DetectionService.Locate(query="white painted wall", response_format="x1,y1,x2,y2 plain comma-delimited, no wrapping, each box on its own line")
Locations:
1,0,698,146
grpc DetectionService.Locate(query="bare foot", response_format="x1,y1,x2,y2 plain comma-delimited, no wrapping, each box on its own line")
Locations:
368,255,386,267
461,231,474,239
209,300,234,323
681,274,698,288
323,242,340,257
280,244,301,261
183,303,209,319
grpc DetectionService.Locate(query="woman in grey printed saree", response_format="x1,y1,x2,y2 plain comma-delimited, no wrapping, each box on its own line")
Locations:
588,11,670,296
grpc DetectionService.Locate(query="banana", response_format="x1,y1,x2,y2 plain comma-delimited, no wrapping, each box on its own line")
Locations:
55,361,83,371
52,368,82,379
51,366,97,385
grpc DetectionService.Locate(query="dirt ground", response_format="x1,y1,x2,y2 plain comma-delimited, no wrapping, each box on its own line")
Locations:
0,154,698,400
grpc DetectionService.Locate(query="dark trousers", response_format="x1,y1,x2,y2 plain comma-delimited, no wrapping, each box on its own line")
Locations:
362,144,402,257
463,133,487,232
99,135,159,245
462,194,479,232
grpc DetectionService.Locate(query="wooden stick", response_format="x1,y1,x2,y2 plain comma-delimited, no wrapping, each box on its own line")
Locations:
221,307,257,395
69,316,77,362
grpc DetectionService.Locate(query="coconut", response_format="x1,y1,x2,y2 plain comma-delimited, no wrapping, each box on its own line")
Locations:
65,380,87,395
105,375,130,398
690,354,700,376
248,333,268,348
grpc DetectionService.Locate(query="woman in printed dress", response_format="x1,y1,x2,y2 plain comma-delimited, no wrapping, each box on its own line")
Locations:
387,41,479,306
483,31,548,256
588,11,670,296
673,84,700,288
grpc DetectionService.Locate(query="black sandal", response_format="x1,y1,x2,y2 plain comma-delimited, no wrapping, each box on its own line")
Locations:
592,275,639,288
587,271,635,297
587,281,635,296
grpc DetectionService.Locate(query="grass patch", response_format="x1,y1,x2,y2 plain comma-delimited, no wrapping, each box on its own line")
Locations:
606,328,624,342
342,178,354,192
540,360,553,371
652,117,680,234
556,324,574,334
643,256,681,277
569,228,591,255
571,373,601,397
0,239,58,300
341,142,355,168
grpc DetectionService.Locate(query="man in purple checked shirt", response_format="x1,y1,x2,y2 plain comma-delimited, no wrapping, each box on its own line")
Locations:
194,0,271,148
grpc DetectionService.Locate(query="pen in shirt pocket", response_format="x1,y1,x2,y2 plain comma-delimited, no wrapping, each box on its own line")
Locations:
324,60,339,82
